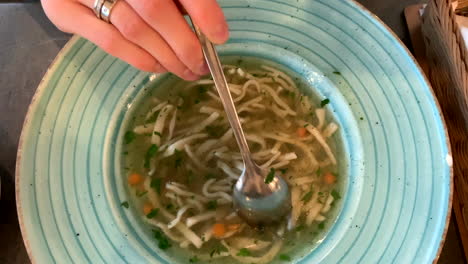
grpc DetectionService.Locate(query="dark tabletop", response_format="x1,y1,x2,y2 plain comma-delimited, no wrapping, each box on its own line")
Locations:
0,1,465,263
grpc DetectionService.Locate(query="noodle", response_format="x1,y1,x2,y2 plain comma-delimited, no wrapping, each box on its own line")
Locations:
123,64,342,263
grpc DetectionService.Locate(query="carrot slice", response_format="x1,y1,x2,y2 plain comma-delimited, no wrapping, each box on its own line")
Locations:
128,173,144,185
323,172,337,185
143,203,153,215
296,127,307,137
212,223,226,238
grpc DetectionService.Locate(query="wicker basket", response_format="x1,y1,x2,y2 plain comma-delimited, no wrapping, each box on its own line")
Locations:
422,0,468,256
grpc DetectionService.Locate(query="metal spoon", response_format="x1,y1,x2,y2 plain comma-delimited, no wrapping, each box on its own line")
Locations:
192,22,291,226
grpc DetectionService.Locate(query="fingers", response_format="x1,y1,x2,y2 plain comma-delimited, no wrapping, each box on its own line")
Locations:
107,0,200,80
47,1,164,73
179,0,229,44
125,0,209,76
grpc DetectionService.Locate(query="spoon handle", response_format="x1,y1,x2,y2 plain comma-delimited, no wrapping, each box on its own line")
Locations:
191,22,252,163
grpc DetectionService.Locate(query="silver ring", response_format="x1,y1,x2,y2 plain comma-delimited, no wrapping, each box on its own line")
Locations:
93,0,105,19
100,0,118,23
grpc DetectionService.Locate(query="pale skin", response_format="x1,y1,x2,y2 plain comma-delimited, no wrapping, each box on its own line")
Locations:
41,0,229,80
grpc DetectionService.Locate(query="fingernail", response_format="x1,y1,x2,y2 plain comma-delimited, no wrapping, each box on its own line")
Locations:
199,61,210,75
183,69,199,81
213,23,229,43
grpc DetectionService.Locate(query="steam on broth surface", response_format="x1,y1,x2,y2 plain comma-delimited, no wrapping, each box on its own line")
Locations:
122,61,344,263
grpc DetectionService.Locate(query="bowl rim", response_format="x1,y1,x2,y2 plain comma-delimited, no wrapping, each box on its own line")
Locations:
15,0,453,263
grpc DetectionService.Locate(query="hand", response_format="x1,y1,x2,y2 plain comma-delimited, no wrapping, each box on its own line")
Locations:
41,0,229,80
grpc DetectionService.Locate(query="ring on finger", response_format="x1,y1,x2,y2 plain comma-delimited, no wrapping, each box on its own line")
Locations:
100,0,119,23
93,0,106,18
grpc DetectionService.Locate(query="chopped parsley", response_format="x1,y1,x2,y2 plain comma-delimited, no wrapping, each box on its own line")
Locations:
210,245,228,257
187,170,195,185
331,189,341,200
144,144,159,168
318,222,325,230
279,254,291,261
120,201,129,208
264,168,275,184
136,190,148,197
174,149,183,168
301,189,314,202
198,86,208,95
295,225,305,231
320,98,330,107
152,229,171,250
165,203,174,210
332,71,341,75
189,256,199,263
124,131,136,144
146,111,160,123
303,123,310,128
236,248,251,257
123,151,128,155
150,178,162,194
146,208,159,219
316,167,322,177
153,131,162,137
280,168,288,174
206,200,218,210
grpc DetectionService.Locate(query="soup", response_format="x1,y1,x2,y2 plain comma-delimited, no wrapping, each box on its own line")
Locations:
122,61,344,263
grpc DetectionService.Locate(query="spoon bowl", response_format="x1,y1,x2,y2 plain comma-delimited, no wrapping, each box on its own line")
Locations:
233,160,291,225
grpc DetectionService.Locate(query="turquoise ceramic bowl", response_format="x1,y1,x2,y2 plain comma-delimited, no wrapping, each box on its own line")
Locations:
16,0,452,263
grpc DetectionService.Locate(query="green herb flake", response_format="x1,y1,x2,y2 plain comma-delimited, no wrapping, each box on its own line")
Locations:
264,168,275,184
331,189,341,200
280,168,288,174
150,178,162,194
303,123,310,128
165,203,174,210
152,229,171,250
144,144,159,168
318,222,325,230
146,208,159,219
124,131,136,144
320,98,330,107
123,151,129,155
174,149,183,168
187,170,195,185
194,99,201,104
189,256,199,263
236,248,251,257
301,190,314,202
210,246,228,257
146,111,160,123
295,225,305,232
279,254,291,261
136,190,148,197
332,71,341,75
120,201,129,208
153,131,162,137
206,200,218,210
316,167,322,177
198,86,208,95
